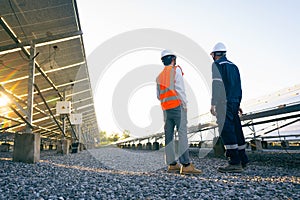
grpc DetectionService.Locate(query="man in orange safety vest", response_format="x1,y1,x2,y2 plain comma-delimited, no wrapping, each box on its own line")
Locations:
156,49,201,175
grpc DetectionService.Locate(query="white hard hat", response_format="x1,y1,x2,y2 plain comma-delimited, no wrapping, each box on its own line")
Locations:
161,49,176,59
211,42,227,53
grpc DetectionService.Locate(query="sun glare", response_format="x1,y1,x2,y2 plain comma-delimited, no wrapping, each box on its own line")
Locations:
0,94,10,107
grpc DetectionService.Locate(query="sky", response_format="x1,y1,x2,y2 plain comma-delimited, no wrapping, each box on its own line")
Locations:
76,0,300,136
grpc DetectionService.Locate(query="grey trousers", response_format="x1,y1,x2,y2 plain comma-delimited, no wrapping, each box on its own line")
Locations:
164,106,190,165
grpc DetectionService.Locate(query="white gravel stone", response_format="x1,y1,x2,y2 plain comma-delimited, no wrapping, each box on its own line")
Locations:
0,147,299,199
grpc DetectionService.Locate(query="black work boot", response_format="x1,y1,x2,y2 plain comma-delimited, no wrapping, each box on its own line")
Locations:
218,163,243,173
218,149,243,173
238,149,249,168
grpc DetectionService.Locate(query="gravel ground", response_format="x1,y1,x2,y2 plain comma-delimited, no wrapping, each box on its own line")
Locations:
0,147,299,200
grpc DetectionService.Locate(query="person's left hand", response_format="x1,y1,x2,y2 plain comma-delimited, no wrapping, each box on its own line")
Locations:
238,107,243,116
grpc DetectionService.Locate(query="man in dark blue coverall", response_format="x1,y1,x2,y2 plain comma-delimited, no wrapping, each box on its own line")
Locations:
210,42,249,173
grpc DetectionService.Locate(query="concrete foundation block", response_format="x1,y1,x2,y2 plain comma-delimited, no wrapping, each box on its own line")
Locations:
250,139,262,151
146,142,152,150
57,139,70,155
153,142,159,150
13,133,40,163
261,141,268,149
281,140,289,148
56,141,63,153
160,143,163,149
137,143,142,150
0,143,10,152
198,141,204,148
71,142,79,153
131,144,136,150
79,143,86,151
62,139,70,154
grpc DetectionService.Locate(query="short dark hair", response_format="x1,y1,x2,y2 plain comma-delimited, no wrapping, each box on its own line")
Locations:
214,51,226,56
161,55,176,66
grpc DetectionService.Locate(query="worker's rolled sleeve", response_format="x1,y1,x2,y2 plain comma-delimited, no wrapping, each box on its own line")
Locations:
175,67,188,108
211,62,225,105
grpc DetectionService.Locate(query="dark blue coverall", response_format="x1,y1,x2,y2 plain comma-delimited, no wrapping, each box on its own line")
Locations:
211,56,249,165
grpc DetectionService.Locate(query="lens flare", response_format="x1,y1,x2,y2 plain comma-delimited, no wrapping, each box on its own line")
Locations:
0,94,10,107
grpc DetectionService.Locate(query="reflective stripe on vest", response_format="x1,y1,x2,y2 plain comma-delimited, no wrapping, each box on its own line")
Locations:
157,66,181,110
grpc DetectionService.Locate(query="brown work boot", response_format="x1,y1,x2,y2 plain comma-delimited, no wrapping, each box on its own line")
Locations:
180,163,202,175
167,163,181,173
218,164,243,173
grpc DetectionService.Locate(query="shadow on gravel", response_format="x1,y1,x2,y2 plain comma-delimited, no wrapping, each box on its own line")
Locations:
190,149,300,169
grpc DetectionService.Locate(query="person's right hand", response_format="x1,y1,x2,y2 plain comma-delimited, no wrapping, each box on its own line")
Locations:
182,105,187,112
210,105,217,116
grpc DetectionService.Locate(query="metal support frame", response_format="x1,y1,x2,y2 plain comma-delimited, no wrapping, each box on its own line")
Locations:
4,113,62,135
74,0,100,138
68,118,78,141
0,16,79,138
0,113,22,124
34,84,65,137
0,16,67,105
60,87,78,141
0,85,51,118
0,11,98,140
0,64,85,86
256,118,300,139
0,102,60,134
240,103,300,121
246,119,256,138
115,103,300,146
61,91,67,139
25,42,36,133
0,17,21,44
242,113,300,127
9,105,33,129
0,85,28,117
62,113,66,138
0,29,83,53
0,123,21,131
78,124,82,143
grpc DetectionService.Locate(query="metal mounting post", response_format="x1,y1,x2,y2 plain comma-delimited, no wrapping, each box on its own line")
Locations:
26,42,36,133
62,91,66,139
33,84,65,137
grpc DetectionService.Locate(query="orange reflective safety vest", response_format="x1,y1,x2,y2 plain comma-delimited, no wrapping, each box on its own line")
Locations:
156,65,183,110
